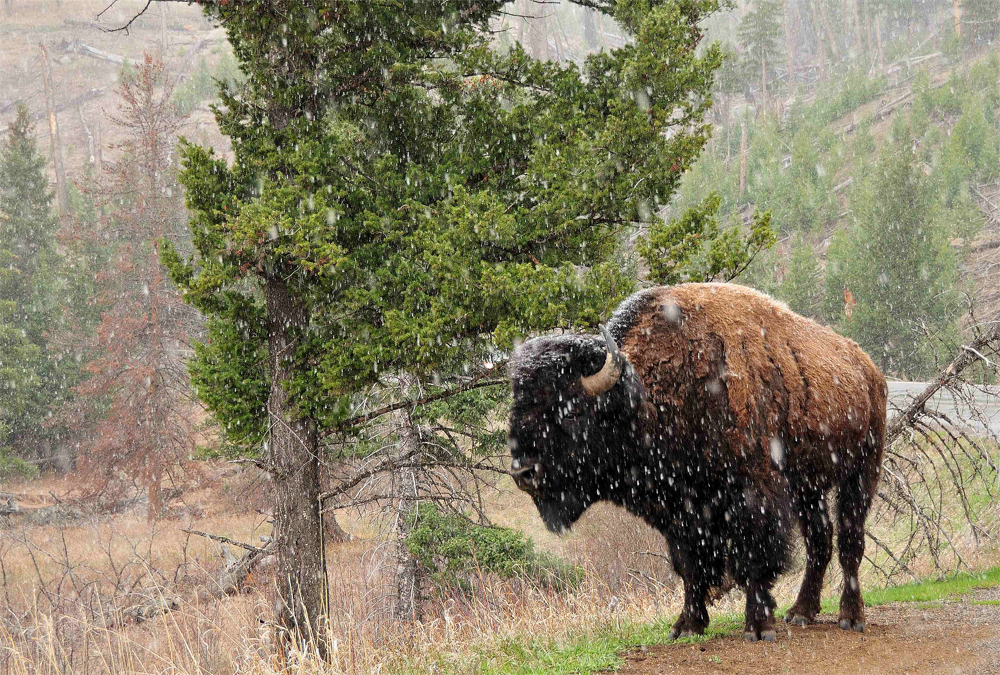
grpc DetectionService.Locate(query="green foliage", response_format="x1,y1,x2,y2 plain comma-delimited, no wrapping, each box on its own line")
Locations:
831,128,960,378
405,503,583,593
638,193,776,284
164,0,731,453
807,67,888,127
778,235,821,317
173,51,243,116
0,103,78,460
736,0,783,92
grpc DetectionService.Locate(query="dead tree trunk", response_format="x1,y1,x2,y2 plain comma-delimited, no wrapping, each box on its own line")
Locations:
393,408,424,622
38,44,68,217
816,0,841,63
739,119,748,201
265,274,328,652
784,0,796,88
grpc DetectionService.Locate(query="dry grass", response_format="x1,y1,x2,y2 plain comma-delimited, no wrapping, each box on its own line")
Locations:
1,446,997,675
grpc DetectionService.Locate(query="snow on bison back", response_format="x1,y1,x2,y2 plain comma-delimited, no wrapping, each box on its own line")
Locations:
507,283,887,642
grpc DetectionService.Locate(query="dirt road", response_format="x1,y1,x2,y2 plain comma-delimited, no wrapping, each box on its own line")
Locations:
618,589,1000,675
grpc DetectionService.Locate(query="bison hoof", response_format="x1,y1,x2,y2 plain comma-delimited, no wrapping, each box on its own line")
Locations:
785,614,811,627
744,629,776,643
668,627,696,640
839,618,866,633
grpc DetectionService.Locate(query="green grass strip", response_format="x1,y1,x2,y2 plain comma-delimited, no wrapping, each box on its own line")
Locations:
464,614,744,675
815,565,1000,614
406,565,1000,675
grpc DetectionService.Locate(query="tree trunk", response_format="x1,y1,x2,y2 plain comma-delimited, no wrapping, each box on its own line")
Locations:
394,408,424,622
739,119,748,201
850,0,864,57
784,0,796,88
953,0,961,38
38,43,68,217
807,0,827,80
265,273,328,653
816,0,840,63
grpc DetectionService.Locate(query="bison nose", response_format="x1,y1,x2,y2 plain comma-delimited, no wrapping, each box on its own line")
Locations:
510,457,543,491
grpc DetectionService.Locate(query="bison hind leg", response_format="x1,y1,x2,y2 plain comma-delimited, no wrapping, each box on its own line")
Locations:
785,488,833,626
836,471,876,633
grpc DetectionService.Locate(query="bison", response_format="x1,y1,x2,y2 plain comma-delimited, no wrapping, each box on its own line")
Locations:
508,283,886,642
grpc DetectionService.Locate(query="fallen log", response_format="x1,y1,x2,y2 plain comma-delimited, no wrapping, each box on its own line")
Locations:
30,88,105,123
77,43,137,67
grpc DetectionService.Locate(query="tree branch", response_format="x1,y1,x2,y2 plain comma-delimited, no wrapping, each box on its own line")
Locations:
325,371,506,435
180,529,269,553
885,321,1000,447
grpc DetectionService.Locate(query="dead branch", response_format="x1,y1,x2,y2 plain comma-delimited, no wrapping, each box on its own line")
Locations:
886,321,1000,446
180,528,268,553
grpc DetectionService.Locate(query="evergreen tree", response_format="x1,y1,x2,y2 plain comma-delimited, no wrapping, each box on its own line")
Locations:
834,127,959,378
779,235,821,317
162,0,742,642
737,0,784,103
0,103,63,475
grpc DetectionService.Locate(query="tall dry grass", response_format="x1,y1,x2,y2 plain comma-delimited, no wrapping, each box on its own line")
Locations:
2,446,997,675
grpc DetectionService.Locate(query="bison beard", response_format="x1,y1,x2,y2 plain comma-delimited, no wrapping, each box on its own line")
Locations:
508,283,887,642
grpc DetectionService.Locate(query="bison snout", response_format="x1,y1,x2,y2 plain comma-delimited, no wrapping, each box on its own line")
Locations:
510,458,543,491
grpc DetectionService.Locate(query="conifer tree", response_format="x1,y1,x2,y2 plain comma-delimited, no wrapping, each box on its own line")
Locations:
834,127,959,378
737,0,785,105
0,104,63,475
161,0,749,643
66,56,201,520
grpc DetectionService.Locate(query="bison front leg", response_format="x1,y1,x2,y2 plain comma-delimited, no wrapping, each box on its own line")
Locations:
669,578,710,639
743,584,778,642
665,536,717,639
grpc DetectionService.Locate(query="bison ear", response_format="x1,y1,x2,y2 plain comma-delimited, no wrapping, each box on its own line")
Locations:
580,325,626,395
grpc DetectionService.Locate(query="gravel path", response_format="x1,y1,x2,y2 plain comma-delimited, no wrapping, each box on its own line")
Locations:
618,589,1000,675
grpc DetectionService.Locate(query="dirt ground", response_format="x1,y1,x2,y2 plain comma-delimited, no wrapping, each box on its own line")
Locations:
618,588,1000,675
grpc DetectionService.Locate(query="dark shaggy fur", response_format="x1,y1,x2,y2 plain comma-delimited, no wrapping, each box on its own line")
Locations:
508,283,887,641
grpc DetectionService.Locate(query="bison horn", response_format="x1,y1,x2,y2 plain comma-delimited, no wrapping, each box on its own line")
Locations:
580,325,626,396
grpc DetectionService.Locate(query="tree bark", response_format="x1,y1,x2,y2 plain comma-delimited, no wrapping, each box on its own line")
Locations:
394,408,424,622
265,273,328,653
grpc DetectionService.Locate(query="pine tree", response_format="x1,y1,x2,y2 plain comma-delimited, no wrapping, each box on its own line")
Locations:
779,235,821,317
162,0,732,644
737,0,785,105
0,103,63,475
65,56,201,519
835,127,959,378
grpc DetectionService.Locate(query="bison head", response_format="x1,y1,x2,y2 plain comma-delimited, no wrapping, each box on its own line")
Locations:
508,326,643,533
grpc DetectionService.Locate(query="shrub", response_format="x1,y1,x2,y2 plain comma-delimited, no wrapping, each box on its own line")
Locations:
405,503,584,594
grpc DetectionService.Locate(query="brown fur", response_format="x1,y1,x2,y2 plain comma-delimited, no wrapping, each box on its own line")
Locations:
623,283,886,483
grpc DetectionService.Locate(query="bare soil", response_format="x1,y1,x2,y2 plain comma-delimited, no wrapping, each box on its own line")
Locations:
618,588,1000,675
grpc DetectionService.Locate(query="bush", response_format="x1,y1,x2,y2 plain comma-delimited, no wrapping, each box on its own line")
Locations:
405,503,584,594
